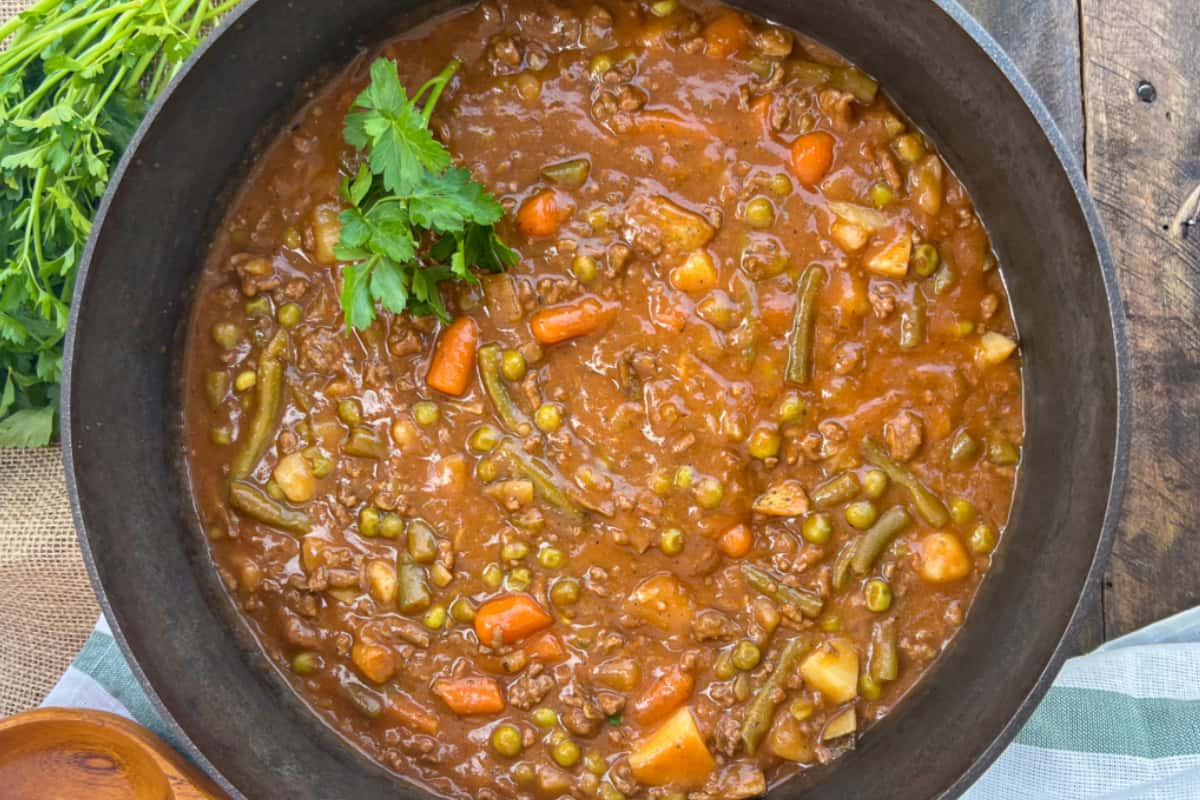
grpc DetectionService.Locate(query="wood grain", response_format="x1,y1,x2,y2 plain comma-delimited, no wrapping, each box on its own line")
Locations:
1081,0,1200,636
962,0,1106,652
0,708,228,800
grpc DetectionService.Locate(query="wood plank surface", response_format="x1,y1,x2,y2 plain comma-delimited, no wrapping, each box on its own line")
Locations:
961,0,1105,652
1081,0,1200,637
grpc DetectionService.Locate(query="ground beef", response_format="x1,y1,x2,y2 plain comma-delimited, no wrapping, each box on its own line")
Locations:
507,667,555,710
883,409,925,462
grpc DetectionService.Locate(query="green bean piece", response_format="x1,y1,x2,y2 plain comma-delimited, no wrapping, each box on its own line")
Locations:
479,345,533,435
740,635,815,755
407,520,439,564
831,541,855,591
811,470,861,509
870,619,900,682
899,288,926,350
244,296,271,317
741,564,823,619
785,264,827,385
932,263,957,296
831,66,879,104
337,398,362,426
496,440,584,521
343,427,387,459
850,506,911,575
949,430,980,466
859,673,883,701
228,480,311,534
862,438,950,527
205,370,229,410
787,60,834,86
540,157,591,189
397,561,432,614
344,683,384,718
229,328,288,481
988,436,1021,466
820,614,842,633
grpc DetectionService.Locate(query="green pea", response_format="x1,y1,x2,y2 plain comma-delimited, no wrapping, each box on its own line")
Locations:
491,724,523,757
292,651,318,675
450,596,476,623
862,469,889,499
769,173,793,197
507,567,532,591
424,604,447,629
969,522,997,553
988,437,1021,466
532,707,558,728
744,196,776,228
894,132,925,163
869,182,896,208
953,319,977,337
649,469,673,496
950,498,976,526
552,738,582,768
673,465,695,489
502,541,530,561
538,546,565,568
714,650,736,680
845,500,879,530
802,513,833,545
375,512,402,539
659,528,684,556
358,506,380,537
234,370,256,392
859,673,883,700
790,696,815,721
501,349,527,382
748,427,781,460
337,399,362,426
534,403,562,432
210,426,232,446
477,457,500,483
572,254,599,283
731,640,762,671
512,762,536,785
864,578,892,612
911,243,940,277
277,303,302,327
820,614,842,633
413,401,440,427
304,447,334,478
469,425,500,453
550,577,581,606
694,477,724,509
482,562,504,589
777,392,806,423
211,322,240,349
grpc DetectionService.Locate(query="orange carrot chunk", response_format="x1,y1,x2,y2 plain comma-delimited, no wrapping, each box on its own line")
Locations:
525,631,567,663
789,131,836,187
426,316,479,396
632,667,695,725
431,676,505,715
529,297,617,345
703,11,750,59
516,188,572,238
717,523,754,558
474,594,553,647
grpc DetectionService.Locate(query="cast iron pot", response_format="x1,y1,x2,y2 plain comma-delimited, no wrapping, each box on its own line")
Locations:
62,0,1130,797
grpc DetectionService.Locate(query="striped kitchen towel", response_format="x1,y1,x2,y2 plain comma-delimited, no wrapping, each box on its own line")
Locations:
42,609,1200,799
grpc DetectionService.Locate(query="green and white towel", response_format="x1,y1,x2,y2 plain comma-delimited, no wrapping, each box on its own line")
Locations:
43,610,1200,798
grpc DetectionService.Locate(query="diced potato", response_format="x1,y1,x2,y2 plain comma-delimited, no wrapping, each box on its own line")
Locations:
670,250,719,293
977,331,1018,365
865,229,913,277
767,714,817,762
300,536,325,573
628,194,716,255
273,451,315,503
311,203,341,264
752,480,810,517
916,532,972,584
626,573,694,634
629,707,716,788
351,641,396,684
594,657,643,691
821,707,857,740
483,479,535,507
828,201,888,232
831,220,869,252
365,559,398,605
800,637,860,703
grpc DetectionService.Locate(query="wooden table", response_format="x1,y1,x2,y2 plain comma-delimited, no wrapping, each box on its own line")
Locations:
965,0,1199,647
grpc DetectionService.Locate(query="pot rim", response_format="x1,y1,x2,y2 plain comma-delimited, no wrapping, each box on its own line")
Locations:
60,1,1131,798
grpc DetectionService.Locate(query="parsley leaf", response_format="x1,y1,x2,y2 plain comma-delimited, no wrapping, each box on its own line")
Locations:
335,58,515,329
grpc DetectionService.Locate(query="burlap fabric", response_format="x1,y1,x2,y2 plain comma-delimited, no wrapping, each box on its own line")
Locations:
0,0,101,718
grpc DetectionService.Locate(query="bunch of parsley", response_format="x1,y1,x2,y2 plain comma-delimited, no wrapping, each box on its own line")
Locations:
336,58,516,329
0,0,238,446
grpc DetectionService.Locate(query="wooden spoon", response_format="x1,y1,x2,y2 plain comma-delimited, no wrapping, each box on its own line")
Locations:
0,708,228,800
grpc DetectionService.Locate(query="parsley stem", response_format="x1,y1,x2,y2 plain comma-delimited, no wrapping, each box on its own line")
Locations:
416,58,462,126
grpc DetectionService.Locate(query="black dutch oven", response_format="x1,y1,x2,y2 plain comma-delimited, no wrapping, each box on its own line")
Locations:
62,1,1130,797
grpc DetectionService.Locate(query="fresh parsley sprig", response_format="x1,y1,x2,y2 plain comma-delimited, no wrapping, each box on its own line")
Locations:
335,58,517,329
